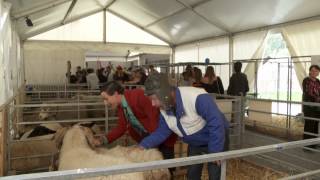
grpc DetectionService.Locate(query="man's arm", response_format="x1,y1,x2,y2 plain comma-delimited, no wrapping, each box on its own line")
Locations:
196,94,225,153
139,115,172,149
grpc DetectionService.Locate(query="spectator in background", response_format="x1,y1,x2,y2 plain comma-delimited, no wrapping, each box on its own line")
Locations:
97,66,112,84
86,68,99,90
75,66,82,81
202,66,224,94
180,64,194,86
66,61,72,83
227,62,249,96
113,66,129,83
148,65,159,75
125,68,148,86
192,67,203,88
75,66,86,84
69,75,77,84
302,64,320,149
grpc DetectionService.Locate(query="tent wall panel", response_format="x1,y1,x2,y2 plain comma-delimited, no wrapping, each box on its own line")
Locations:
0,2,24,106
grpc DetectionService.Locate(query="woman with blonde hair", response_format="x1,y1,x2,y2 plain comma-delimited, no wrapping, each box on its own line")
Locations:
202,66,224,94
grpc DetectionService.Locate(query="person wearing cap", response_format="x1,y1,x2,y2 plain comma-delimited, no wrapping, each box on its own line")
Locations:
139,73,229,180
92,81,177,162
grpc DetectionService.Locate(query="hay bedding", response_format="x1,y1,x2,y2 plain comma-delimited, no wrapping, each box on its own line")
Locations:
245,116,305,139
173,141,287,180
173,159,287,180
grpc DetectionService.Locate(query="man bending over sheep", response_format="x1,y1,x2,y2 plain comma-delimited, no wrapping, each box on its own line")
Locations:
138,73,229,180
93,81,177,163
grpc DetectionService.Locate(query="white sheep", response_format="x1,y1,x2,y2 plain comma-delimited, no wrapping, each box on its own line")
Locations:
58,125,144,180
97,146,171,180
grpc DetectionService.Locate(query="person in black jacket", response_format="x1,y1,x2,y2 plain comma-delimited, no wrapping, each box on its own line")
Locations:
227,62,249,96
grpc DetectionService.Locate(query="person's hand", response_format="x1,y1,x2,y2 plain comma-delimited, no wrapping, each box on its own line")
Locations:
128,145,145,154
91,136,103,147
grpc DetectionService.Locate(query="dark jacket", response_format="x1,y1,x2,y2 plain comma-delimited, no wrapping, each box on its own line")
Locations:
227,72,249,96
106,89,177,147
201,77,224,94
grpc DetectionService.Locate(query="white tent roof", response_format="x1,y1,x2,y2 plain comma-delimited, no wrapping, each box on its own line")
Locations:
9,0,320,45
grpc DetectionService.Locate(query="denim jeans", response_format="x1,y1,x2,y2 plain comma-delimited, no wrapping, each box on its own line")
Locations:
187,129,229,180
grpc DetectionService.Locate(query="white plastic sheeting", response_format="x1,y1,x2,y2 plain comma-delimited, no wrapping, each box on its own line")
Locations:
0,1,23,106
30,11,167,45
233,31,268,60
175,37,230,88
23,41,170,84
31,12,103,42
175,37,229,63
233,31,268,92
106,12,167,45
11,0,320,45
281,20,320,84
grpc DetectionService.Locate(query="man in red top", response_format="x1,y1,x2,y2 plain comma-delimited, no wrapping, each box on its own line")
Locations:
95,81,177,160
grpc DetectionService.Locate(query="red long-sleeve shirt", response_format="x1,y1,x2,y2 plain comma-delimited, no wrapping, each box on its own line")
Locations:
106,89,177,147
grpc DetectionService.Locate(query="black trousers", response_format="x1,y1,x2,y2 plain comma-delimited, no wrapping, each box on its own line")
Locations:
303,106,320,148
158,144,175,175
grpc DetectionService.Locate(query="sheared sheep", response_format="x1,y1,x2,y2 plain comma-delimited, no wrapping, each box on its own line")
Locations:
58,125,144,180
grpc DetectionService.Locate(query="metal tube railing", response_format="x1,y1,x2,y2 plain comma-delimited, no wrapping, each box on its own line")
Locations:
0,137,319,180
279,169,320,180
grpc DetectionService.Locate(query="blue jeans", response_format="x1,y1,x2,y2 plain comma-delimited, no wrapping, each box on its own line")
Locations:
187,130,229,180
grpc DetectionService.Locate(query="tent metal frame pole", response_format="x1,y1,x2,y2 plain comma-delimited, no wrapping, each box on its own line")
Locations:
12,0,73,19
254,60,258,98
176,0,229,33
103,9,106,43
177,14,320,46
229,35,233,78
61,0,78,25
286,57,290,137
277,62,280,113
21,0,117,40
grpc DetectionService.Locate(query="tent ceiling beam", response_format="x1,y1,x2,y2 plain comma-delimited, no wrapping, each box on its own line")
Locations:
93,0,104,8
144,8,185,28
12,0,73,20
175,0,230,33
145,0,212,28
106,0,117,8
61,0,78,25
176,14,320,46
25,40,170,48
22,0,117,40
107,9,172,46
22,8,104,40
